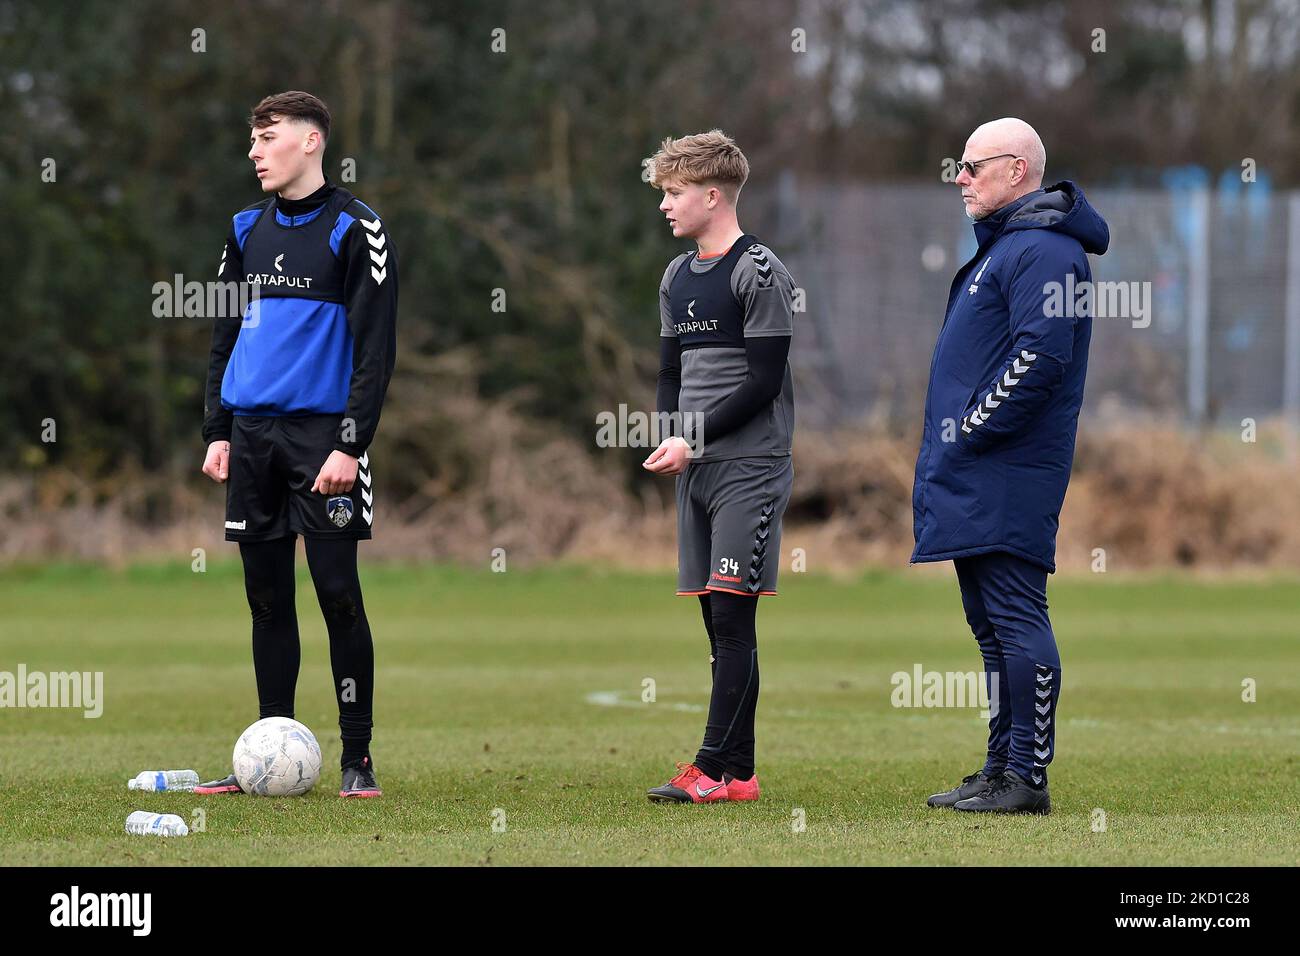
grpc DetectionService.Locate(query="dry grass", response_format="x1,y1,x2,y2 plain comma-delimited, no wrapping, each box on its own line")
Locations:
3,409,1297,573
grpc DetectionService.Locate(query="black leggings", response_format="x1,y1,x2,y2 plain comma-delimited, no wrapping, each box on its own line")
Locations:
693,591,759,780
238,536,374,767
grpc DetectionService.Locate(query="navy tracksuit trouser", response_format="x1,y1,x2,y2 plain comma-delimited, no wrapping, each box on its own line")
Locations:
954,551,1061,787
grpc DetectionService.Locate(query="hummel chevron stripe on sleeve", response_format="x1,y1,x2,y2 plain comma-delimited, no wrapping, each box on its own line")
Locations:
746,243,773,289
334,207,399,456
961,349,1038,435
202,223,246,444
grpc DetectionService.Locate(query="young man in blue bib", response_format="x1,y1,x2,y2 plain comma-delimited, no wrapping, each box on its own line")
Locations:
198,91,397,798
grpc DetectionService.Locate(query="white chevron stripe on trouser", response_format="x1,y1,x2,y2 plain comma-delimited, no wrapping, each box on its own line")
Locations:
1030,663,1055,786
357,452,373,525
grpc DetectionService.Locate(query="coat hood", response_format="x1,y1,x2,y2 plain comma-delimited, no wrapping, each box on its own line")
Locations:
1001,180,1109,255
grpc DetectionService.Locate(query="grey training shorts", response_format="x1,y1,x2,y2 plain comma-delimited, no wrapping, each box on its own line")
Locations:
675,456,794,597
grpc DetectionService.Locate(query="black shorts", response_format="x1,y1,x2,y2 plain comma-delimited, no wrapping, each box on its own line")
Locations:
224,414,374,542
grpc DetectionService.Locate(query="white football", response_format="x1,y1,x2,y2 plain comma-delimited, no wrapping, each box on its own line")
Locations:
231,717,322,797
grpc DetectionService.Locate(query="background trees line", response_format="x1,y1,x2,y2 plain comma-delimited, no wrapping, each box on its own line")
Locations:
2,0,1291,551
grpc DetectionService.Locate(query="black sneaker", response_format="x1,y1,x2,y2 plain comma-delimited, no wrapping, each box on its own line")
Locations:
926,769,997,808
339,756,382,798
194,773,244,795
953,769,1050,815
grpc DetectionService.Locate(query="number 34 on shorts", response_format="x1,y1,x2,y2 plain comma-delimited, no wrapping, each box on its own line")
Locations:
675,457,794,597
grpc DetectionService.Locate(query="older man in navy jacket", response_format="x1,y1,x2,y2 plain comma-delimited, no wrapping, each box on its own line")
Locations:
914,118,1109,814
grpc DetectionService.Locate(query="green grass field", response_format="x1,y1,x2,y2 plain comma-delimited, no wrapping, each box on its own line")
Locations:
0,561,1296,866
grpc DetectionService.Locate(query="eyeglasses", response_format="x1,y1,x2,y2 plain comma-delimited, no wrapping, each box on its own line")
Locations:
956,153,1022,178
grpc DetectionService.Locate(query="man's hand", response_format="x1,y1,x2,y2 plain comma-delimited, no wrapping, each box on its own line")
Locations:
202,440,230,483
642,436,692,476
311,450,359,496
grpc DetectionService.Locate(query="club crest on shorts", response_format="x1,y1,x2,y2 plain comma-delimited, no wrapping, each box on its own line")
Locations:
326,496,354,528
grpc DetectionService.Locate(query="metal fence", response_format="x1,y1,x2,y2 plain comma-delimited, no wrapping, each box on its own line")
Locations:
753,177,1300,431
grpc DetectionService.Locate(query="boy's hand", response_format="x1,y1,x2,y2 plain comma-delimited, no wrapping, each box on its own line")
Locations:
643,436,692,476
311,450,359,495
202,440,230,483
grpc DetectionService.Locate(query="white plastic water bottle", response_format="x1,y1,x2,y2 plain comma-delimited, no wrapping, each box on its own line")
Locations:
127,770,200,792
124,811,189,837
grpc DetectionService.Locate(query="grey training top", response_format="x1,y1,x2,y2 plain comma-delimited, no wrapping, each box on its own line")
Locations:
659,242,796,462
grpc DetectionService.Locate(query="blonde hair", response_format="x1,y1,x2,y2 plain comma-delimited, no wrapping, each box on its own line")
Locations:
642,129,750,204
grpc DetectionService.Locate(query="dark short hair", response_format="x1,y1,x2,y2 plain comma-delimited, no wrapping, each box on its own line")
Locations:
249,91,331,142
